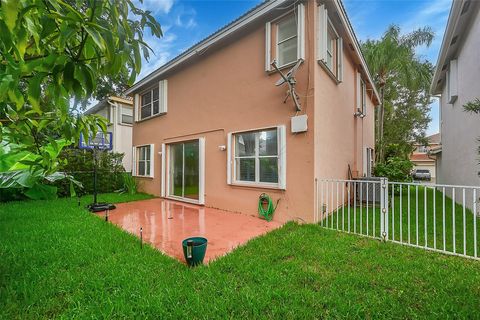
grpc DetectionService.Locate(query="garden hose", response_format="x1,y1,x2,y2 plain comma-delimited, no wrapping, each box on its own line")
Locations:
258,193,279,222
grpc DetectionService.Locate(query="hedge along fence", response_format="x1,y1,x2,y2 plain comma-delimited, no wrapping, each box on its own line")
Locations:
53,148,127,197
0,149,128,202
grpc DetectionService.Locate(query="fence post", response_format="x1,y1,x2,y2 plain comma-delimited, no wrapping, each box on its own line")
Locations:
380,177,389,241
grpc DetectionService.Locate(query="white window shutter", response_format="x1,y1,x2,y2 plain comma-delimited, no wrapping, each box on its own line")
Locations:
132,146,137,175
297,3,305,60
227,132,232,184
265,22,271,72
161,143,166,197
199,137,205,204
356,72,362,111
278,125,287,190
362,81,367,116
134,94,139,122
337,37,343,82
149,144,155,177
317,5,328,63
448,60,458,103
159,80,168,113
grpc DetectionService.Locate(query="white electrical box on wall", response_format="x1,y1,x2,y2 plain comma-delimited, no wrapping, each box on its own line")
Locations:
291,114,308,133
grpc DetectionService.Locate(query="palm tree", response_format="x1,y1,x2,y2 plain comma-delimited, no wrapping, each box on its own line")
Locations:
362,25,434,163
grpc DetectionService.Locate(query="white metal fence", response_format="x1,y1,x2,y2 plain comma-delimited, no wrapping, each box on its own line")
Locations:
315,178,480,260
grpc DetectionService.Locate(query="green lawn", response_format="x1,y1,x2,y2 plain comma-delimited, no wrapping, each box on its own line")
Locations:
324,186,480,257
1,194,480,318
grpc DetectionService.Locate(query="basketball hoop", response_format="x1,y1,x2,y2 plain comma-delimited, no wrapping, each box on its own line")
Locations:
79,132,116,213
79,132,113,151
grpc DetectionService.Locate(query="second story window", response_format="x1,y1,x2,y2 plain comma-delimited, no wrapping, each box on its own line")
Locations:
317,4,343,82
136,80,168,121
141,88,158,119
356,73,367,115
276,15,298,67
120,106,133,125
265,4,305,72
326,21,338,71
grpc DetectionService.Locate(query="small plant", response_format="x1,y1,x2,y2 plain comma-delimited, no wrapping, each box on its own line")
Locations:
119,173,138,195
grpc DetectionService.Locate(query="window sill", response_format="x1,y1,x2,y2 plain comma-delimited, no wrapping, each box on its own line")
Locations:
317,60,341,84
133,175,154,179
266,60,298,75
119,123,133,127
136,112,167,123
230,181,285,191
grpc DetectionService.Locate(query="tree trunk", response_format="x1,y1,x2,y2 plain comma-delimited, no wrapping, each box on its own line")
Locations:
380,85,385,162
377,85,385,163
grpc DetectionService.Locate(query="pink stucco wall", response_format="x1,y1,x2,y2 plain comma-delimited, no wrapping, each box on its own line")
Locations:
132,0,376,223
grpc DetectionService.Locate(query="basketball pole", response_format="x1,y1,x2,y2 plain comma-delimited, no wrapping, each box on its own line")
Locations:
93,147,98,205
82,132,116,213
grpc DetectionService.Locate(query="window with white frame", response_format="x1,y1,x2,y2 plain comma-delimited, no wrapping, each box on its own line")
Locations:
276,14,298,67
317,4,343,81
358,77,367,115
141,88,158,119
326,22,337,70
360,79,366,114
135,145,153,177
120,106,133,125
265,4,305,71
137,80,167,120
232,127,286,188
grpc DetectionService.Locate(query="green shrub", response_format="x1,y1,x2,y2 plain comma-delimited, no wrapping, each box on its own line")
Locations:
53,149,126,197
117,172,138,195
374,157,413,182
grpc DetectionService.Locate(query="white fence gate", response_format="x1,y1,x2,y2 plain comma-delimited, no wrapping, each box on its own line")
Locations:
315,178,480,260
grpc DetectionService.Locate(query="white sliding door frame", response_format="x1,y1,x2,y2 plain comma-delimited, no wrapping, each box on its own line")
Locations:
164,138,205,205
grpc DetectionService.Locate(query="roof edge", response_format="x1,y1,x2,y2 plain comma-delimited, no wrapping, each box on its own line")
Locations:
334,0,381,105
125,0,289,95
126,0,380,104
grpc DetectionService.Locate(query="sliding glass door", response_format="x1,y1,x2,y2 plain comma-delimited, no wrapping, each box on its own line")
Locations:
169,140,200,201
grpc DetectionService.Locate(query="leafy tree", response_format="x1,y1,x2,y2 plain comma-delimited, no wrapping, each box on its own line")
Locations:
362,25,434,163
0,0,162,199
93,64,131,101
463,98,480,114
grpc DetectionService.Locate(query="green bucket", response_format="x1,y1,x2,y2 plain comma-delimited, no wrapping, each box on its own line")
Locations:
182,237,208,266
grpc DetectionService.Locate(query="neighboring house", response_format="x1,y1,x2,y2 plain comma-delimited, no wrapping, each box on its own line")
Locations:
410,133,440,182
125,0,379,223
85,96,134,170
430,0,480,190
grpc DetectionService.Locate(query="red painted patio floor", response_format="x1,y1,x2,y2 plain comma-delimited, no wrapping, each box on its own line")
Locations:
98,198,282,263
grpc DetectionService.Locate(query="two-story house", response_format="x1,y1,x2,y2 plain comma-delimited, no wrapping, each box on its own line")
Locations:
85,96,134,170
125,0,379,223
430,0,480,189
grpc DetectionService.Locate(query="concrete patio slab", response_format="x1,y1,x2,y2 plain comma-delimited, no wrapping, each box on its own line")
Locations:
97,198,282,263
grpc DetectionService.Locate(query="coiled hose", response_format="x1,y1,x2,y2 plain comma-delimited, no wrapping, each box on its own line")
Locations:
258,193,279,222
